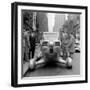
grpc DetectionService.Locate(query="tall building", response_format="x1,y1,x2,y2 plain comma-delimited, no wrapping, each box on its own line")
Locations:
22,10,34,33
36,12,48,42
68,14,80,38
36,12,48,32
53,14,66,32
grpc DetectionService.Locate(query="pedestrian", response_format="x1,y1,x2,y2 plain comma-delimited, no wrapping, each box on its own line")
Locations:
23,29,30,62
29,31,36,58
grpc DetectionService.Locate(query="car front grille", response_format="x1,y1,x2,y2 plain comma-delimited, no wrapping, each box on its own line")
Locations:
50,48,53,53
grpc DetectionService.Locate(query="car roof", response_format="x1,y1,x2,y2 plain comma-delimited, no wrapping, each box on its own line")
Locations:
43,32,59,41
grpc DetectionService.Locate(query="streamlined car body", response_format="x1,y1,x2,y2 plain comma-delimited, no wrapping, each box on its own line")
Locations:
29,32,73,70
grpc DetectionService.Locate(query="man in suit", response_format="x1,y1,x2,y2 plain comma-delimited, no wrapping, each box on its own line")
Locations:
23,29,30,61
29,31,36,58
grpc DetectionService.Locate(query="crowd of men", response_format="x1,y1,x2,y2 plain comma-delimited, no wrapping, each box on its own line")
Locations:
22,27,75,62
60,24,75,59
23,29,37,62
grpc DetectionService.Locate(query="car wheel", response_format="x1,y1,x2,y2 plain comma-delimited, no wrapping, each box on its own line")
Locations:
29,58,36,70
66,57,72,69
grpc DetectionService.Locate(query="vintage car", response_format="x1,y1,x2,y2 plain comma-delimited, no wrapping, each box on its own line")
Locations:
29,32,72,70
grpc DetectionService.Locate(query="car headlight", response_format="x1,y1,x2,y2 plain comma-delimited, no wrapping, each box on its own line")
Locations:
54,42,60,46
42,41,48,46
49,41,54,45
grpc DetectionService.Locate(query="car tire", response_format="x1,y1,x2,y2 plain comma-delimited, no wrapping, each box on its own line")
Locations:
66,57,72,69
29,58,36,70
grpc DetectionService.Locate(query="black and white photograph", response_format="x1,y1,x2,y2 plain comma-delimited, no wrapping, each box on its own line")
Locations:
22,11,80,77
11,2,88,87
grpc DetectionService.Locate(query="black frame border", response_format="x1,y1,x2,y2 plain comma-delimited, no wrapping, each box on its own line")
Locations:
11,2,88,87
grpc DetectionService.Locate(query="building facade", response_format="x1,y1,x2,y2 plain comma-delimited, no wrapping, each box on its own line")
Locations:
53,14,66,32
68,14,80,38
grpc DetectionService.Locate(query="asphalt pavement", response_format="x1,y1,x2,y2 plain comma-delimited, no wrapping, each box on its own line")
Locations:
24,53,80,77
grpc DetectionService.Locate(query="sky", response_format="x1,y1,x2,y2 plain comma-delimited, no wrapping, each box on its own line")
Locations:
47,13,55,32
47,13,68,32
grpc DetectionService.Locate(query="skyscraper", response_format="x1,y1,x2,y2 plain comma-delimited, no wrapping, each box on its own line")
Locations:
36,12,48,32
36,12,48,42
53,14,66,32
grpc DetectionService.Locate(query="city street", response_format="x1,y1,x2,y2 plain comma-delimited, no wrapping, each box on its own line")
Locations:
24,52,80,77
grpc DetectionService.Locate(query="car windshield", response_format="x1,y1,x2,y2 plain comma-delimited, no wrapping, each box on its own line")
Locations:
43,32,59,42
